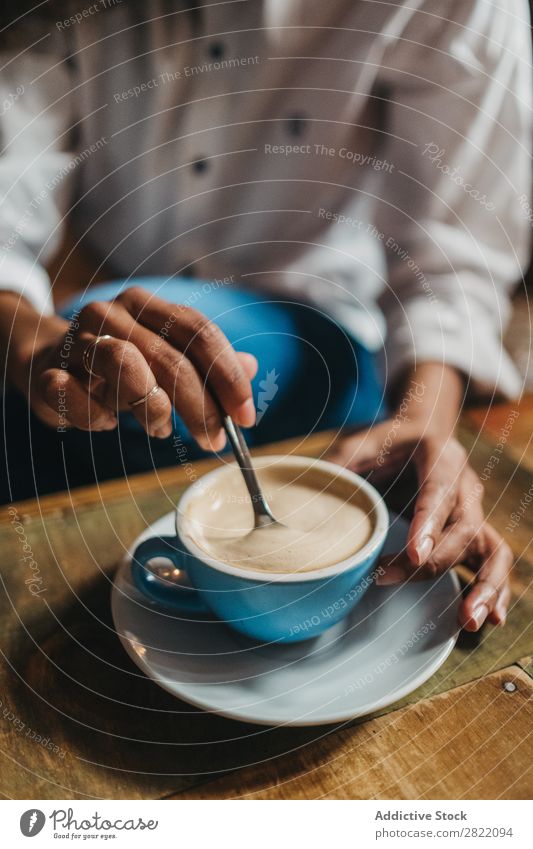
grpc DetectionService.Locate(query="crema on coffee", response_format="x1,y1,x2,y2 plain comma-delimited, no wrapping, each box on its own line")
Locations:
183,457,374,573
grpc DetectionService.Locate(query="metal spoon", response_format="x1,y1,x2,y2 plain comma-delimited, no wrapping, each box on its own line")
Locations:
223,415,284,529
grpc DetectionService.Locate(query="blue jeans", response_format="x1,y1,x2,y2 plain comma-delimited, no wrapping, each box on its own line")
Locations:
1,278,384,503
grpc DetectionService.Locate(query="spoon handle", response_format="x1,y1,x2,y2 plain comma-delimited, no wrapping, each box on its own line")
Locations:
222,415,277,526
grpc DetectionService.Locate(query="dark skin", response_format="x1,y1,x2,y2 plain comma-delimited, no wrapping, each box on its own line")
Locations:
2,288,258,448
1,292,512,631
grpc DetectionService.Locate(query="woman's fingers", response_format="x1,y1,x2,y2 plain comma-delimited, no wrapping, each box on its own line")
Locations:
238,351,258,380
330,419,513,635
327,421,422,481
77,333,173,437
378,465,484,583
363,447,414,484
459,525,513,631
78,300,221,445
407,437,467,566
77,298,258,449
375,551,415,585
413,468,485,577
377,512,481,584
378,518,513,633
154,350,226,450
39,368,117,431
490,581,512,626
117,288,256,427
326,425,387,471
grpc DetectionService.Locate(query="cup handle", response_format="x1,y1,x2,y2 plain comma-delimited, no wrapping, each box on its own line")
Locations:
131,534,208,613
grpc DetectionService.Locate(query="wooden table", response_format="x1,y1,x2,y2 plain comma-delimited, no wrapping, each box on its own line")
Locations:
1,398,532,800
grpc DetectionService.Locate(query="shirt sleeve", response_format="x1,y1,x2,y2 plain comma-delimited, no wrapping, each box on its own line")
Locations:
0,35,76,316
375,0,532,398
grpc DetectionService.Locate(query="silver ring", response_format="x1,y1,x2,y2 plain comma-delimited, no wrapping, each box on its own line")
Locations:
129,384,160,408
82,334,112,379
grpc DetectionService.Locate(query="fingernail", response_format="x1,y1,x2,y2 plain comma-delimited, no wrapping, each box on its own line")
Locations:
98,416,117,430
377,565,408,586
239,352,258,379
471,602,489,630
196,435,210,451
415,535,434,565
235,398,256,427
209,429,227,452
152,423,172,439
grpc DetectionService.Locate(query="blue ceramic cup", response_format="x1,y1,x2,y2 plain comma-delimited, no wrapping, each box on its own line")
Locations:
131,456,389,643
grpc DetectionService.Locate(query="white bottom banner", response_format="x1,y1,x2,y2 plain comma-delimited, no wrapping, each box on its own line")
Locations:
2,799,530,848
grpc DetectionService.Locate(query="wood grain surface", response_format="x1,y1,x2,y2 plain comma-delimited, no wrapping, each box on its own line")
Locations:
172,666,533,800
0,403,532,799
465,396,533,473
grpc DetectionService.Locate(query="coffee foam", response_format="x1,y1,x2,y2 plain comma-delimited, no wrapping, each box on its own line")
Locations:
183,457,375,574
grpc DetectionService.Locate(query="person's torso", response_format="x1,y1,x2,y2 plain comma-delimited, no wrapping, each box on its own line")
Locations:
67,0,393,290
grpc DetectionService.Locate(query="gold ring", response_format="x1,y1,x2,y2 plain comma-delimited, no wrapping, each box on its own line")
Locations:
129,384,160,408
82,334,112,379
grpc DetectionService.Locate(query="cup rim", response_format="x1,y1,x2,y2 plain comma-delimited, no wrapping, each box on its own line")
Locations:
175,454,389,584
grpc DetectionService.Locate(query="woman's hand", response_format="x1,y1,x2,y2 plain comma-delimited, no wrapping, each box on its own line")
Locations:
6,287,257,449
327,364,513,632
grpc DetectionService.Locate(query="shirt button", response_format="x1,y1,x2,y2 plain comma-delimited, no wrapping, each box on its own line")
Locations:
192,158,209,174
287,114,307,137
208,42,225,60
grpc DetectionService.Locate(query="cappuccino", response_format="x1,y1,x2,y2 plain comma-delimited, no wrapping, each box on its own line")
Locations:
184,457,374,573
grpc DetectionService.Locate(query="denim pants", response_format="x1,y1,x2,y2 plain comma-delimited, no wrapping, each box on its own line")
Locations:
1,278,385,503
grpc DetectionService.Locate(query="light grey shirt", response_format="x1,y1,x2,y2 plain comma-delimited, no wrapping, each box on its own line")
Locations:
1,0,531,395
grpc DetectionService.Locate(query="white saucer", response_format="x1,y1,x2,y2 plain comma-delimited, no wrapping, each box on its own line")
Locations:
111,512,461,726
